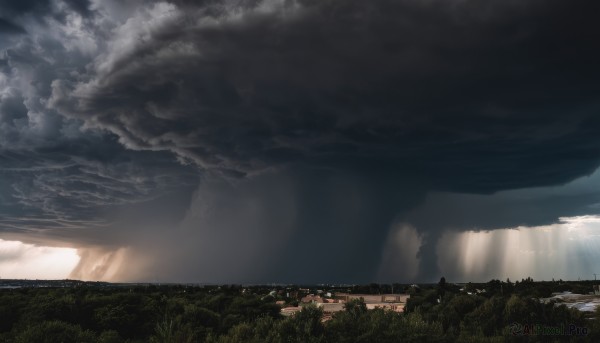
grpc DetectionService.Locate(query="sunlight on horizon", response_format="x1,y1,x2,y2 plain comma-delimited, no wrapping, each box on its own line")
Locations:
2,216,600,282
437,215,600,282
0,239,80,280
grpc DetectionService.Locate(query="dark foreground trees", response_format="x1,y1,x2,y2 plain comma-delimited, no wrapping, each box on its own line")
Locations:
0,285,280,342
1,280,600,342
206,301,446,343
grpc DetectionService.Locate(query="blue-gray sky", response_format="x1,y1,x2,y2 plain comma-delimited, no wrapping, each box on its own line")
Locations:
1,0,600,283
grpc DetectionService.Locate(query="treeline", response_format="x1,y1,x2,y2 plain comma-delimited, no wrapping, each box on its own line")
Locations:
0,279,599,342
0,285,279,342
211,278,600,343
402,278,599,342
205,301,444,343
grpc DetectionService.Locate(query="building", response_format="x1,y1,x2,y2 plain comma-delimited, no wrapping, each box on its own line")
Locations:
301,294,324,304
335,293,410,313
281,292,411,317
335,293,409,304
281,306,303,317
317,302,346,313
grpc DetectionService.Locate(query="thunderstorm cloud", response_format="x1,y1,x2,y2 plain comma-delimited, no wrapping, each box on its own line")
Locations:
1,0,599,282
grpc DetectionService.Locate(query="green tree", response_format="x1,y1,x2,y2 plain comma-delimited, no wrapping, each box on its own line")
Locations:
14,321,96,343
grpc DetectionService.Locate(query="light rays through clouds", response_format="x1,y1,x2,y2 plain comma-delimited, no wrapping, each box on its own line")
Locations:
438,216,600,282
378,216,600,283
379,166,600,283
1,0,600,282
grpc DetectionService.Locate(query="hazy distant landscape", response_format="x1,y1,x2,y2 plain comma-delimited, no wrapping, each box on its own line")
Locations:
0,277,599,342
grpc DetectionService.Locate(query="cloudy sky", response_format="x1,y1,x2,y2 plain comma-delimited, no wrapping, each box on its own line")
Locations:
1,0,600,283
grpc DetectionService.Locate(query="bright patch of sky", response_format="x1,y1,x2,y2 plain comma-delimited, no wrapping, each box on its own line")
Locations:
437,216,600,282
0,239,79,279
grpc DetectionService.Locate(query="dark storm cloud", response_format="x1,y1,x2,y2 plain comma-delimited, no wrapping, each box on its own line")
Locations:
44,0,600,282
0,19,25,34
0,0,51,15
62,0,92,16
52,0,600,191
0,139,199,246
0,0,198,250
0,0,92,17
2,0,600,282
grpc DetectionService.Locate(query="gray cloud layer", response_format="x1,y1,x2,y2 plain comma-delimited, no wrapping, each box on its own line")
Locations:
0,0,198,248
1,0,600,282
51,0,600,189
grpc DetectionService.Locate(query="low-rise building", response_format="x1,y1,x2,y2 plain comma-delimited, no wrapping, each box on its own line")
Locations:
281,292,410,317
316,302,345,313
335,293,409,312
335,293,409,304
301,294,324,304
